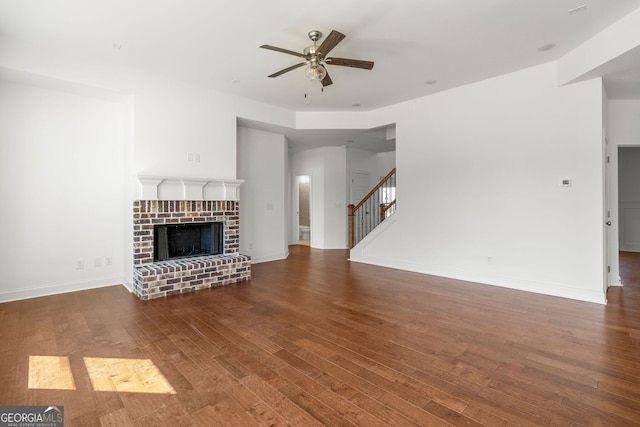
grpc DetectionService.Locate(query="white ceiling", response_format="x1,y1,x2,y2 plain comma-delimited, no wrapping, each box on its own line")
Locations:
2,0,639,151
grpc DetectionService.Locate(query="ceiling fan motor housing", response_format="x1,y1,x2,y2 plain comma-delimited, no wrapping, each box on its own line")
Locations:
303,45,321,59
305,30,323,60
308,30,322,42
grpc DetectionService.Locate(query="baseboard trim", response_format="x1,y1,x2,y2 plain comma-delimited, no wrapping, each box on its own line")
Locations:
249,252,288,264
0,277,125,303
349,256,606,305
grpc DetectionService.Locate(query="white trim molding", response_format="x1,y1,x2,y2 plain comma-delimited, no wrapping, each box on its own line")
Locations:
137,175,244,200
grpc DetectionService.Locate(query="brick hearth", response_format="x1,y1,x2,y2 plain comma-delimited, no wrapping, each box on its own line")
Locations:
133,200,250,300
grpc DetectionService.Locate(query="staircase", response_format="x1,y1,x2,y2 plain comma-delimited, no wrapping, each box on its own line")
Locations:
348,168,396,249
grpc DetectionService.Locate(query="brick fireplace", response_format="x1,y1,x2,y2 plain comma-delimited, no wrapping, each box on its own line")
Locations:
132,176,250,300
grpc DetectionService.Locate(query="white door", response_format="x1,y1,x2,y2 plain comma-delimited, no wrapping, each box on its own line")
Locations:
351,171,370,204
604,129,611,294
603,128,621,292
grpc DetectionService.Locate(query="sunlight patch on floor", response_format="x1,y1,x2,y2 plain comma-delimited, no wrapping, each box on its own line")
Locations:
83,357,176,394
28,356,76,390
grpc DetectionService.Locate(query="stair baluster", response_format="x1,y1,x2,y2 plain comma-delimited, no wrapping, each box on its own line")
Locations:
348,168,396,249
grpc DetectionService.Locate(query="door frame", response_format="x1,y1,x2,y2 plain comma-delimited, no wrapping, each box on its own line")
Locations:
604,127,622,294
293,172,312,244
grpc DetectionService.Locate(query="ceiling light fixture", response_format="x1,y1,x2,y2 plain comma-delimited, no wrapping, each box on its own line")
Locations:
424,79,438,85
305,61,327,82
303,31,327,83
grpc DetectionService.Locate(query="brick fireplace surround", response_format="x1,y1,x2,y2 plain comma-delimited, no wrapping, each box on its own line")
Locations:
133,200,250,300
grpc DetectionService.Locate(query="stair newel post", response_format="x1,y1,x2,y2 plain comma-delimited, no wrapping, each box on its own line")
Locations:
348,204,355,249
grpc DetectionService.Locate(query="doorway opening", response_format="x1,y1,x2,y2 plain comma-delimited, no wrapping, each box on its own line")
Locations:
618,146,640,287
297,175,311,246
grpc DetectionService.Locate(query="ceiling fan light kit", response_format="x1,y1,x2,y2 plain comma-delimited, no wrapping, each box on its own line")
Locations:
260,29,374,88
305,63,327,81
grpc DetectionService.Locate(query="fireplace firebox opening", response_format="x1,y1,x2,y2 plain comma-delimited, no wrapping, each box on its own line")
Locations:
154,222,223,261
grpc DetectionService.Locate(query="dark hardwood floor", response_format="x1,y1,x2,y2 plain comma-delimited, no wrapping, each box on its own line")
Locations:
2,247,640,426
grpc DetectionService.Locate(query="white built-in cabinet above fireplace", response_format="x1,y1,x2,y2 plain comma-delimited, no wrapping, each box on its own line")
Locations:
137,175,244,201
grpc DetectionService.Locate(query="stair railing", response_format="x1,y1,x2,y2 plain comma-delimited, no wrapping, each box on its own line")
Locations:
348,168,396,249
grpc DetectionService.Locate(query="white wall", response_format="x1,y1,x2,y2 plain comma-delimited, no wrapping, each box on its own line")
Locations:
133,83,237,179
291,147,347,249
0,79,130,301
0,38,296,183
350,63,607,303
347,148,396,185
322,147,348,249
0,41,238,179
558,7,640,86
609,100,640,145
376,151,396,179
237,127,288,262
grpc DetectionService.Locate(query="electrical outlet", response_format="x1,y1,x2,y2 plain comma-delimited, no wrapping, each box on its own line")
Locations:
75,260,84,270
105,257,113,266
486,256,494,264
560,177,573,187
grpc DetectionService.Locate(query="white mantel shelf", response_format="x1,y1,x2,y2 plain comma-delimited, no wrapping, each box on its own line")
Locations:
137,175,244,201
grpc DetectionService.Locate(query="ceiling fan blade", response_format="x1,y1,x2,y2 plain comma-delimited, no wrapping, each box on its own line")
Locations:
325,57,374,70
268,62,306,78
317,30,345,57
321,71,333,87
260,45,307,59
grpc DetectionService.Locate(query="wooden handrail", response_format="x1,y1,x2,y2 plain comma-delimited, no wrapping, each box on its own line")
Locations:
380,199,396,222
352,168,396,211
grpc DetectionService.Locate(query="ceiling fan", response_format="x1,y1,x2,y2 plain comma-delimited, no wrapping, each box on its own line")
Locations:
260,30,374,87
